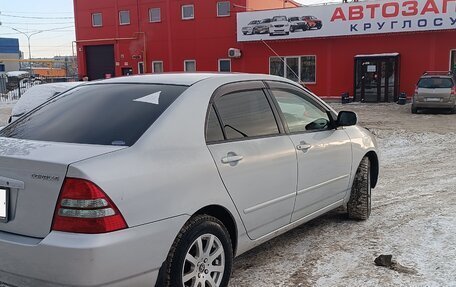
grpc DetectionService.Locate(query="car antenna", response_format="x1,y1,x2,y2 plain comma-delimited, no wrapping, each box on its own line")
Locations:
261,39,305,87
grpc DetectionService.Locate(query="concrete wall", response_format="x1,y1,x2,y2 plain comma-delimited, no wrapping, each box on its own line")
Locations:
0,53,20,72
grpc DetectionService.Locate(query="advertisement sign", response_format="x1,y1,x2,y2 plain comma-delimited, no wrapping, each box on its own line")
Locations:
237,0,456,42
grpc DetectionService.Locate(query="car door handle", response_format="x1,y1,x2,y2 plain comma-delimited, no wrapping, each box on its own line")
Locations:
296,144,311,151
221,155,244,164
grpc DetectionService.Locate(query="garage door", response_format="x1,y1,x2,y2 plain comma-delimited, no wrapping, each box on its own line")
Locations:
85,45,115,80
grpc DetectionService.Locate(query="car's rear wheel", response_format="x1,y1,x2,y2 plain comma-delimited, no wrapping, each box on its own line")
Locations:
411,106,418,114
347,157,371,220
290,26,295,32
161,215,233,287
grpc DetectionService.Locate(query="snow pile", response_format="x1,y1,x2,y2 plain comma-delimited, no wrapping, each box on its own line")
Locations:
11,82,81,117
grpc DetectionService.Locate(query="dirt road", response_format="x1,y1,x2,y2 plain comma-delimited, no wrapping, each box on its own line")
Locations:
0,102,455,286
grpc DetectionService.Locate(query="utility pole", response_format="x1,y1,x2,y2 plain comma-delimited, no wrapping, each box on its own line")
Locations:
9,28,44,76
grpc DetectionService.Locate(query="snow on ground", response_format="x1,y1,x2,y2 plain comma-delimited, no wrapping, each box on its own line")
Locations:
0,102,455,286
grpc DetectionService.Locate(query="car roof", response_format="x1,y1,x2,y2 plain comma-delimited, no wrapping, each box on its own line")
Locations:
84,73,294,86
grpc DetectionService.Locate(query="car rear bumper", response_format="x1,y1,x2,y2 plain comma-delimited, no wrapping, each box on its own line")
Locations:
413,101,455,109
0,215,189,287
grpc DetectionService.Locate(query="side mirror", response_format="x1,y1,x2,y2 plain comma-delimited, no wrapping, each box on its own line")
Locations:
337,111,357,127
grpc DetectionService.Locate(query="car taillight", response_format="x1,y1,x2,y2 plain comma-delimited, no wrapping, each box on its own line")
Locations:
451,87,455,95
52,178,127,234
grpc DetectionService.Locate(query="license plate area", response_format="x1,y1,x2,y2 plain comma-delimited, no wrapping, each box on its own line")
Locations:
0,187,9,223
426,97,441,102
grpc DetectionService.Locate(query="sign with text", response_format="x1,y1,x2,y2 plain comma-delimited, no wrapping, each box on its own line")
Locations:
237,0,456,42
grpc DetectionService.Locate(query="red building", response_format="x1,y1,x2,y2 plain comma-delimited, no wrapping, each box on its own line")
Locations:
74,0,456,101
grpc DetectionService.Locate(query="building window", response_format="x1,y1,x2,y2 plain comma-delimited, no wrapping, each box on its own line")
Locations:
218,59,231,72
92,13,103,27
149,8,161,23
269,56,316,84
286,57,299,82
182,4,194,20
184,60,196,72
270,57,284,77
138,62,145,74
119,11,130,25
451,50,456,75
301,56,316,83
217,1,230,17
152,61,164,73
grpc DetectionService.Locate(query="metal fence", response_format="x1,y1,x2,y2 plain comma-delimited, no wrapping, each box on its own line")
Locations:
0,74,78,103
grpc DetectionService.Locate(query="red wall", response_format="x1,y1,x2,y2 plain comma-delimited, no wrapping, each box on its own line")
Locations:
74,0,456,98
237,30,456,98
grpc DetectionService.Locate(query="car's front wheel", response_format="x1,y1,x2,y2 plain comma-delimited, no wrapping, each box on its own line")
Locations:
411,105,418,114
347,157,371,220
161,215,233,287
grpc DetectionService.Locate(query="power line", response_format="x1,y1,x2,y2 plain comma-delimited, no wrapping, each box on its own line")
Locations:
1,11,73,14
0,13,74,20
2,22,75,25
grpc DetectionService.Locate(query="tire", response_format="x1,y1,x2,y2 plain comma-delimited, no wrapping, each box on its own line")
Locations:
347,157,371,220
269,33,274,36
316,23,322,29
411,106,418,114
290,26,295,32
160,215,233,287
242,32,247,35
302,25,308,31
285,32,289,35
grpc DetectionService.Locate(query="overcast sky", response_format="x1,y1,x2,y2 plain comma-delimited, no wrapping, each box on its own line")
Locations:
0,0,335,58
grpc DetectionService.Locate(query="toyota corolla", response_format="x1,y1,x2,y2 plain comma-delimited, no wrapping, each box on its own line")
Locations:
0,73,378,287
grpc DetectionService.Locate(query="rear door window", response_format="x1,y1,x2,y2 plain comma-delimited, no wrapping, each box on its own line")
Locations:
418,78,454,89
0,84,187,146
214,89,279,140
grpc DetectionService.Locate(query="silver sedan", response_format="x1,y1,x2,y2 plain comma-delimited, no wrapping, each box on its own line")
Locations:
0,73,379,287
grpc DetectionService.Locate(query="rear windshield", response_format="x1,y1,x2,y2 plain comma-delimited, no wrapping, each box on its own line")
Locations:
418,77,454,89
0,83,187,146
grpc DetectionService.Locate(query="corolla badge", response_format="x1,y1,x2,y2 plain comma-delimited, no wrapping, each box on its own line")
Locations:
31,174,60,182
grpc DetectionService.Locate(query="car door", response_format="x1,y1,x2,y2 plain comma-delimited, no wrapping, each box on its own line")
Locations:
206,81,298,240
267,81,352,222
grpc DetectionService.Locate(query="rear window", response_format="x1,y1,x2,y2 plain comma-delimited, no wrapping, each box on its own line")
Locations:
0,83,187,146
418,77,454,89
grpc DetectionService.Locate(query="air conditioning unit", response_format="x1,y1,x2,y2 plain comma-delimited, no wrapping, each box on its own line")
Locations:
228,48,242,58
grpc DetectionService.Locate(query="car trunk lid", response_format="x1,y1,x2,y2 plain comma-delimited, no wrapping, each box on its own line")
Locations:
418,87,452,102
0,137,125,238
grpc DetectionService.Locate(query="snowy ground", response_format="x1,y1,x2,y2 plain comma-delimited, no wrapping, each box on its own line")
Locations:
0,102,455,286
230,103,456,287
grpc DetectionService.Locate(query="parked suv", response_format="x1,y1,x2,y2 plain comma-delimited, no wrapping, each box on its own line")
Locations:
412,71,456,113
288,16,309,32
269,16,290,36
302,15,323,29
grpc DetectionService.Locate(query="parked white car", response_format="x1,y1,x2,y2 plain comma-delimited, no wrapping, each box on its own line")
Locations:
0,73,379,287
269,16,290,36
8,82,82,123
